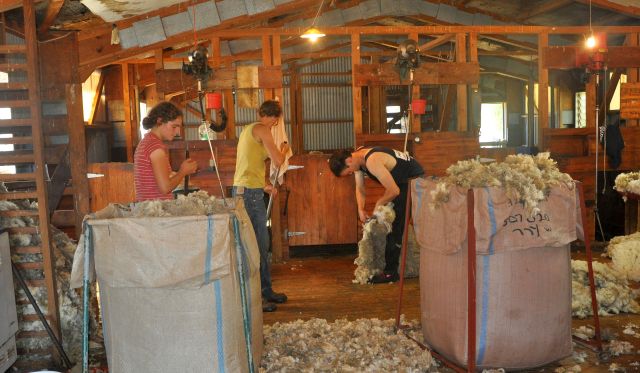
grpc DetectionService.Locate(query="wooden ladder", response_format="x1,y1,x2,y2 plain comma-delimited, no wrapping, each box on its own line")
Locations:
0,0,61,363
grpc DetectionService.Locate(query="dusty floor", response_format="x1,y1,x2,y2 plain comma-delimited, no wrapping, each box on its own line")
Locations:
264,244,640,372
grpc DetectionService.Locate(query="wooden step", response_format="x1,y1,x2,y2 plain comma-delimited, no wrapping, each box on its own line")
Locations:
14,261,43,270
0,190,38,200
11,245,41,254
0,118,31,127
17,330,49,339
52,209,75,227
0,99,30,108
0,44,26,54
0,151,34,164
0,63,27,72
0,209,38,217
0,82,29,90
0,173,35,182
6,226,38,234
0,136,32,145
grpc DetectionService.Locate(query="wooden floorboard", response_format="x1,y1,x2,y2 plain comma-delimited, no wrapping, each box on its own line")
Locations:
265,247,640,372
264,252,420,325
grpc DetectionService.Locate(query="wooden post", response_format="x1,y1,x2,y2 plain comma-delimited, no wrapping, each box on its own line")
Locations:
210,37,227,138
291,64,304,154
122,63,134,161
456,33,468,132
626,33,639,127
538,33,549,148
66,83,91,232
262,35,274,101
154,49,165,104
351,33,362,140
586,75,596,128
469,32,480,134
410,32,421,133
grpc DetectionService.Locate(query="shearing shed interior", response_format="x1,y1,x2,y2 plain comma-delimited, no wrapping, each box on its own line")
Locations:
1,0,640,372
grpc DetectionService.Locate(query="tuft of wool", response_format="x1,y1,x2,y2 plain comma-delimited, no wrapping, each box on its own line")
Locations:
605,232,640,281
572,325,595,340
607,340,634,356
353,204,395,284
614,171,640,196
572,260,640,318
261,317,432,372
130,190,228,217
431,153,573,216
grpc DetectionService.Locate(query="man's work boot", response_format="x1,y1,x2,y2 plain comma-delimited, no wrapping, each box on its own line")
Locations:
262,299,277,312
264,291,288,304
369,271,400,284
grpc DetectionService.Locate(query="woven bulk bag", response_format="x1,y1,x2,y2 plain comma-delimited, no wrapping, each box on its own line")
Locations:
412,179,576,370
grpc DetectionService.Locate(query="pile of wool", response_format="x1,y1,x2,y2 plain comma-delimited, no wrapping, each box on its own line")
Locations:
604,232,640,281
607,340,635,356
572,260,640,318
431,153,573,215
261,317,432,372
614,171,640,196
353,204,421,284
129,190,229,217
50,226,102,365
353,204,394,284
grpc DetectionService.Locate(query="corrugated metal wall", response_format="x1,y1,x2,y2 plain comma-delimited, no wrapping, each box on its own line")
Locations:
300,57,353,151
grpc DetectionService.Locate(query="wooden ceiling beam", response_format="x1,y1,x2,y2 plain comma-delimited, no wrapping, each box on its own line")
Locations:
0,0,46,13
516,0,574,22
37,0,64,35
575,0,640,18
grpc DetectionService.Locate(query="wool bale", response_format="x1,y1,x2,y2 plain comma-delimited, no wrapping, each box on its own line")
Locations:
412,179,576,370
70,197,262,373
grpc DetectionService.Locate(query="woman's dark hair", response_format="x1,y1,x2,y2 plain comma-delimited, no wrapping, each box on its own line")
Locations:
142,101,182,130
328,149,353,177
258,100,282,118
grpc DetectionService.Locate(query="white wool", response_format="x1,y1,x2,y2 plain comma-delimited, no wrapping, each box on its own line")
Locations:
571,260,640,318
130,191,227,217
261,317,432,372
555,365,582,373
431,152,574,216
353,204,394,284
614,172,640,196
607,340,634,356
605,232,640,281
572,326,595,340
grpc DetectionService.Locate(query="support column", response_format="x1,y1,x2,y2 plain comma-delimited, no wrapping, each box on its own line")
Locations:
626,33,639,127
538,33,549,148
351,33,362,141
456,33,468,132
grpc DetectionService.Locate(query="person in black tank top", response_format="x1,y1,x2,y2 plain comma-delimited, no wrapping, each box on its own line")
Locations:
329,147,424,283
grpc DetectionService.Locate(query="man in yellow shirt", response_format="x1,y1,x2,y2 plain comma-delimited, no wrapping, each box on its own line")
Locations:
233,100,290,312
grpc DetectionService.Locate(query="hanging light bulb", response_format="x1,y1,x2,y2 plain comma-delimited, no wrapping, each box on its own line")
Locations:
585,34,596,49
301,27,326,42
301,0,326,42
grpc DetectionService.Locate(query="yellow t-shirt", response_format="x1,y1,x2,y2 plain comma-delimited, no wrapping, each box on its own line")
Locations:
233,122,268,188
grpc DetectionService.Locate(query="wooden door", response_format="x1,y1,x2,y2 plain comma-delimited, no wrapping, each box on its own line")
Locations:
285,154,358,246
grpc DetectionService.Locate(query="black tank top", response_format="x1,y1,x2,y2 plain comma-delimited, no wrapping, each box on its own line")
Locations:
360,147,424,184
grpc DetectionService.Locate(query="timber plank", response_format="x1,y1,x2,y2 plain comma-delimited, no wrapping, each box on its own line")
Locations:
353,62,479,86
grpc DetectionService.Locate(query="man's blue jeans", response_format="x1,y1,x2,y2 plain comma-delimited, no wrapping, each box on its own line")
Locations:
233,186,272,296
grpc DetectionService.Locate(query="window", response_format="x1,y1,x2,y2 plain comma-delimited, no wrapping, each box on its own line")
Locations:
386,105,406,134
479,102,507,144
139,102,148,139
610,73,627,111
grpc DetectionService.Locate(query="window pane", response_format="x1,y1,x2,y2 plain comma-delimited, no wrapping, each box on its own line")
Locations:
480,103,506,143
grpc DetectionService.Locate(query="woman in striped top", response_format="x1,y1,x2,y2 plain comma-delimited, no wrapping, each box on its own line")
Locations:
134,101,198,201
